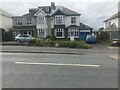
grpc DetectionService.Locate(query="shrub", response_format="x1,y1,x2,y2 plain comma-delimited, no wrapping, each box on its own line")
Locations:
28,39,92,49
69,41,77,48
97,31,112,46
97,31,110,42
28,38,39,46
58,41,68,47
50,36,56,41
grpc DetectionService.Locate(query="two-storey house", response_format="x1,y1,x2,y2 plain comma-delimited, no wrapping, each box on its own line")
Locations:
11,2,93,40
11,13,37,38
51,6,81,39
0,8,12,31
103,12,120,40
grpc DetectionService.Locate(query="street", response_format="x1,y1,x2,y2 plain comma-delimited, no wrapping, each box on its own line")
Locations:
2,46,118,88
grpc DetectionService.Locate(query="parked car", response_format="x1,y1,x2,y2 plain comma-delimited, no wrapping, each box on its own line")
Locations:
86,35,96,44
14,34,34,43
111,40,120,47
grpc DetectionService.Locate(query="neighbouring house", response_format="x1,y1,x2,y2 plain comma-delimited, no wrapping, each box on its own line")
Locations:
0,8,12,41
102,12,120,40
0,8,12,31
11,2,93,40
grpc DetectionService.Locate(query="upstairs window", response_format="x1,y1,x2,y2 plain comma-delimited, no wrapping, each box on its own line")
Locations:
71,17,76,24
55,16,63,25
38,17,44,24
15,19,22,26
27,18,32,25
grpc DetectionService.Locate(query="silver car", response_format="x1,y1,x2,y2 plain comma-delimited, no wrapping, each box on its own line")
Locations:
14,34,34,43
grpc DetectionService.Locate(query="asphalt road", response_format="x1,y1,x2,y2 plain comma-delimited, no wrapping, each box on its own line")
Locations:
2,51,118,88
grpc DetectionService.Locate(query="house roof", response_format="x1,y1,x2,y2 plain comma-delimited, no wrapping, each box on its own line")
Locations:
22,10,38,17
66,22,93,30
80,22,93,30
0,8,12,18
52,6,81,16
67,25,80,28
52,9,65,16
101,23,119,31
104,12,120,22
22,5,81,17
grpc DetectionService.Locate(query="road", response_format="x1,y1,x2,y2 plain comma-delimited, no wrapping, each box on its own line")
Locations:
2,49,118,88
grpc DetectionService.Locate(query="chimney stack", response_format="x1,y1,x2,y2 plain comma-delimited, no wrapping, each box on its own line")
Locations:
51,2,56,10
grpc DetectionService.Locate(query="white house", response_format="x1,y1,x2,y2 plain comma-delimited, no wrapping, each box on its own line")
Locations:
0,8,12,31
103,12,120,40
12,2,93,40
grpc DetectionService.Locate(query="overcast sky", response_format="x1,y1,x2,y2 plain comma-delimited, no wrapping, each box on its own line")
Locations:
0,0,119,30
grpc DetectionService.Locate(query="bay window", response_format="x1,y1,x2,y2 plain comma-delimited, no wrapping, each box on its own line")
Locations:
68,28,79,38
55,29,64,38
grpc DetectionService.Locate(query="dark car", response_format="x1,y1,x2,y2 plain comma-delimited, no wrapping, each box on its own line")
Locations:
86,35,96,44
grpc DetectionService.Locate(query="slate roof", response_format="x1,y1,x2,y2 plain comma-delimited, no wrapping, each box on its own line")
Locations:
22,5,81,17
80,22,93,30
22,10,38,17
52,6,81,16
38,6,51,13
67,25,80,28
104,12,120,22
63,7,81,16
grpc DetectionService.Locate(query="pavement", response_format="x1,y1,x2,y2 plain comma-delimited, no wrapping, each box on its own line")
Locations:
1,43,119,59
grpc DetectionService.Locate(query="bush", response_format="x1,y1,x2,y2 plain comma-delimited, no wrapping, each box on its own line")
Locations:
58,41,68,47
69,41,77,48
49,36,56,41
97,31,112,45
28,39,92,49
28,38,39,46
97,31,110,42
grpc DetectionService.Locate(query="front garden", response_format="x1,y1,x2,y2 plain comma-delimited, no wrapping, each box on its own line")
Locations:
28,38,93,49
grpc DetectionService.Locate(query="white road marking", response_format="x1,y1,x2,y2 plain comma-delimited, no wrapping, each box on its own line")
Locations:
15,62,100,67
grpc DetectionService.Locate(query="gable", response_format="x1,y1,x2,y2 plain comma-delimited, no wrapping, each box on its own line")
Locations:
34,9,47,16
52,9,65,16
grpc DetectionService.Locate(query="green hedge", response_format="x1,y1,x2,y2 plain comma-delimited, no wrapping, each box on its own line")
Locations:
28,39,92,49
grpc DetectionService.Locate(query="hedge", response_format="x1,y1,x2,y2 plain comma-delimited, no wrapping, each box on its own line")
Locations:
28,39,92,49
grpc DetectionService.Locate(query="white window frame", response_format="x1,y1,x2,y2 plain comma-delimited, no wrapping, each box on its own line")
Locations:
38,16,45,24
15,19,22,26
71,17,76,24
55,15,63,25
68,28,79,38
55,29,64,38
38,29,46,38
27,18,32,25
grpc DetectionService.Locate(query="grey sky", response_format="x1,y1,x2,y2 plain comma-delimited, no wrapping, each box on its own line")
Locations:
0,0,119,30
